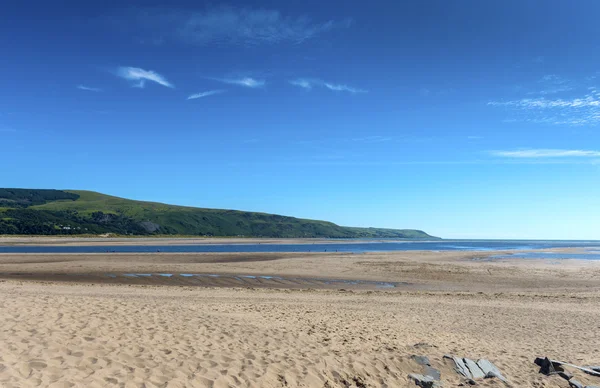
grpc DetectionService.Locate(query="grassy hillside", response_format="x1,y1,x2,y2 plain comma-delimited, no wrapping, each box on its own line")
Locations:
0,189,438,239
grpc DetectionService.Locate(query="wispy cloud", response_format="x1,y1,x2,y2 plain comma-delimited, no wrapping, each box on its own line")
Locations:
289,78,367,94
324,83,367,93
351,135,392,143
218,77,265,88
488,86,600,125
289,78,315,90
116,6,352,47
489,96,600,109
116,66,174,88
77,85,102,92
490,149,600,158
534,74,574,95
187,89,225,100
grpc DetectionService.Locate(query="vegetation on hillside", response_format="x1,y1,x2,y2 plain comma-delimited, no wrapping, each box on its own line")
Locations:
0,189,437,239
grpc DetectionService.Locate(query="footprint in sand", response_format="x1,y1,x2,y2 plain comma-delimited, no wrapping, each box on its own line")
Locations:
29,360,47,370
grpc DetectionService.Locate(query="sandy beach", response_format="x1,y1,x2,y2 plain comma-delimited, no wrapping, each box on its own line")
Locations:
1,244,599,387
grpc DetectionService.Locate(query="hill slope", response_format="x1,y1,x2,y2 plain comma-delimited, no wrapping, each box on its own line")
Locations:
0,189,438,239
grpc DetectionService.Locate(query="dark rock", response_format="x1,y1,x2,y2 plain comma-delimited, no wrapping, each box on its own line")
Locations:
584,366,600,372
467,379,477,385
569,380,583,388
535,357,564,375
477,359,507,382
558,371,573,381
408,373,442,388
485,371,501,380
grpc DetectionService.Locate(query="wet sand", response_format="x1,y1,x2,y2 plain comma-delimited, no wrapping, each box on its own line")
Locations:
0,249,599,387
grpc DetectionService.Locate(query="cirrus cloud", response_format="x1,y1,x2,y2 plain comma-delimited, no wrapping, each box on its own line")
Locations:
77,85,102,92
489,149,600,158
187,89,225,100
112,6,352,47
289,78,367,94
116,66,174,88
218,77,265,88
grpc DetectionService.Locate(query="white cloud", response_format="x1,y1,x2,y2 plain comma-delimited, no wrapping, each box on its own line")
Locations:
187,89,225,100
489,90,600,125
218,77,265,88
118,7,352,46
324,83,367,94
489,96,600,109
289,78,367,94
490,149,600,158
117,66,174,88
289,78,315,90
77,85,102,92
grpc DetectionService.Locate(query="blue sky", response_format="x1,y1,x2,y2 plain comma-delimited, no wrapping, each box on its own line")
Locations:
2,1,600,239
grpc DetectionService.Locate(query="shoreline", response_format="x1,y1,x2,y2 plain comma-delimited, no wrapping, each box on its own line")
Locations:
0,236,443,246
1,249,599,292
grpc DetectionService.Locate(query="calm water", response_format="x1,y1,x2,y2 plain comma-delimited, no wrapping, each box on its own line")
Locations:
491,252,600,260
1,239,600,255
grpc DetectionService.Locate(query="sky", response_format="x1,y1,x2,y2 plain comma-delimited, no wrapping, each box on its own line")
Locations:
2,1,600,239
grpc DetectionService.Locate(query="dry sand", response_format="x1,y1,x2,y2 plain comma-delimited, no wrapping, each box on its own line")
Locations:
0,248,599,387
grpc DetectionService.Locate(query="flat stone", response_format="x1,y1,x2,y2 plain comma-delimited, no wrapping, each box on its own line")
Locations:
408,373,442,388
448,356,472,379
412,355,432,366
424,366,441,381
464,358,485,379
570,380,584,388
477,359,507,382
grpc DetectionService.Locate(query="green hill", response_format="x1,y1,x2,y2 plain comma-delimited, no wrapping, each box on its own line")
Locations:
0,189,438,239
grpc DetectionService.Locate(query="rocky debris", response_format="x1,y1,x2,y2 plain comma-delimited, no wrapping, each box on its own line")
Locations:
408,373,442,388
411,355,441,381
535,357,564,375
464,358,485,379
558,371,574,381
535,357,600,377
477,359,507,382
412,355,432,366
445,355,507,383
445,355,473,379
569,380,584,388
